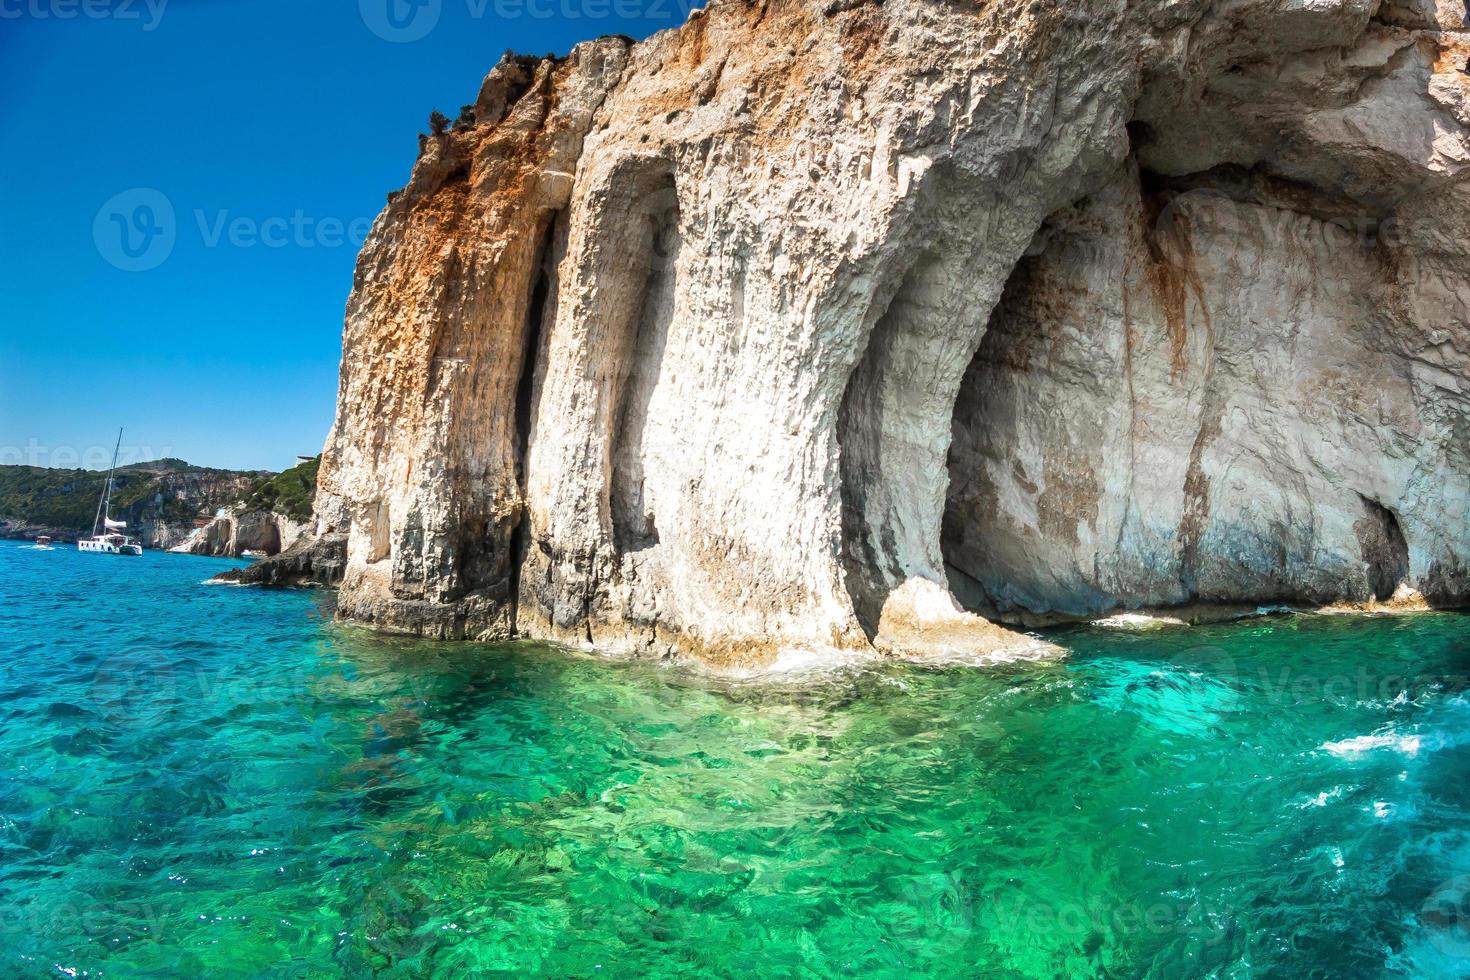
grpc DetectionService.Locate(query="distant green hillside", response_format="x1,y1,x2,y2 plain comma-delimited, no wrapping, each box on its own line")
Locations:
0,457,320,539
0,461,264,535
0,467,112,530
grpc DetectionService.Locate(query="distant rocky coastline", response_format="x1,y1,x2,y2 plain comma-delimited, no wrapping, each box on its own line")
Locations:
170,458,319,559
0,518,83,545
170,508,308,559
0,456,319,559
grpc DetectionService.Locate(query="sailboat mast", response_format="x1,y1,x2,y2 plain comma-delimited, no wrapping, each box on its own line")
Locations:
93,428,123,536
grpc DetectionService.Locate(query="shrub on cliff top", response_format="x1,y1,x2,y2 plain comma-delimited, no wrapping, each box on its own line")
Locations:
239,456,320,523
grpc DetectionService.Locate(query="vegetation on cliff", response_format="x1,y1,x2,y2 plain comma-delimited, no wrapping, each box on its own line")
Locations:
0,467,111,530
238,456,321,523
0,457,322,542
0,460,261,534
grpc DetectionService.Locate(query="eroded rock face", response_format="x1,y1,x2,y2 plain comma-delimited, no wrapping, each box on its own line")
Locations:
944,0,1470,617
267,0,1470,662
173,509,305,558
945,162,1470,616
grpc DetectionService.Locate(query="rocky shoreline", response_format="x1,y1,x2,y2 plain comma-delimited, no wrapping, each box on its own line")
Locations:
0,520,81,544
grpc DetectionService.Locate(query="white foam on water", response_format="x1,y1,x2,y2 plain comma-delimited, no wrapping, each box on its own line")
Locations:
761,644,879,676
1093,613,1188,630
1295,785,1349,809
1321,732,1423,759
899,638,1061,668
711,644,881,682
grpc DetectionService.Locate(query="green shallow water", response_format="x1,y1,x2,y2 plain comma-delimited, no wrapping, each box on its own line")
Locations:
3,542,1470,977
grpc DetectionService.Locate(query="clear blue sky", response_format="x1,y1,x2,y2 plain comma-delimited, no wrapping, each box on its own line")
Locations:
0,0,697,472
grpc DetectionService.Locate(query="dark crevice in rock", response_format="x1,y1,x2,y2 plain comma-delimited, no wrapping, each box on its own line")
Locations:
516,273,552,483
609,172,679,557
1138,162,1403,237
1177,394,1222,600
939,244,1044,617
1356,495,1410,601
509,208,564,635
1125,120,1157,156
837,373,883,640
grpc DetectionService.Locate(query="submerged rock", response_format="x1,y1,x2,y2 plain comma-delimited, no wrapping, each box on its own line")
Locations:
249,0,1470,664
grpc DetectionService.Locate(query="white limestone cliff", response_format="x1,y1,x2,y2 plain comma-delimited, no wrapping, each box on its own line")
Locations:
241,0,1470,665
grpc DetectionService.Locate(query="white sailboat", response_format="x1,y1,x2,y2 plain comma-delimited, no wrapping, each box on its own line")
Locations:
78,429,143,556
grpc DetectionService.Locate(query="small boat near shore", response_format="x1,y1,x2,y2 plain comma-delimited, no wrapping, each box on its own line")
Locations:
32,536,53,550
78,429,143,557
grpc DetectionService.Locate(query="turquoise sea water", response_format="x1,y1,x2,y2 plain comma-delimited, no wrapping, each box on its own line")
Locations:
2,541,1470,977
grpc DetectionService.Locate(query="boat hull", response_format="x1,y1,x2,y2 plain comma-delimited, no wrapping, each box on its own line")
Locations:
78,540,143,556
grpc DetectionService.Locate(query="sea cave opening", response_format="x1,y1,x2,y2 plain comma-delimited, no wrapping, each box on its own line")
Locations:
836,218,1042,641
939,235,1051,619
1357,496,1410,602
